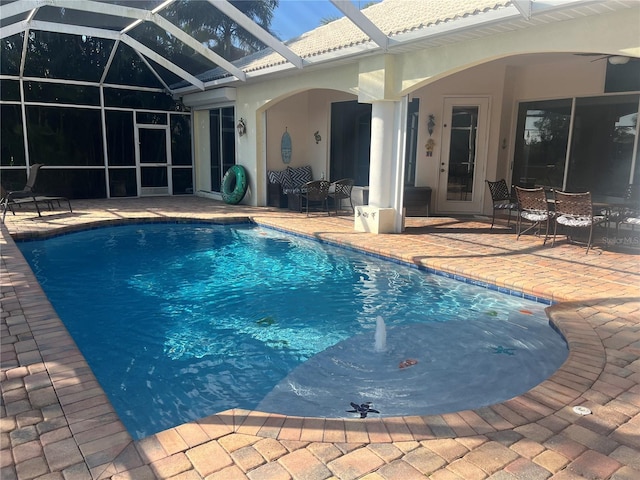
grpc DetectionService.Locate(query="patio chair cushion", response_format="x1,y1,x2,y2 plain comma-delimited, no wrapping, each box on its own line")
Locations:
267,170,283,184
282,166,312,194
521,210,551,222
495,201,518,210
556,214,605,227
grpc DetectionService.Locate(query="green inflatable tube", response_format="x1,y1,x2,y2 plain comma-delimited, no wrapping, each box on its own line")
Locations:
221,165,248,204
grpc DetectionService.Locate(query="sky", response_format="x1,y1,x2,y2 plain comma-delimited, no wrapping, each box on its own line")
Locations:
271,0,380,42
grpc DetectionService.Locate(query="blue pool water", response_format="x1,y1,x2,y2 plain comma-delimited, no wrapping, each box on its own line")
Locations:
19,223,568,439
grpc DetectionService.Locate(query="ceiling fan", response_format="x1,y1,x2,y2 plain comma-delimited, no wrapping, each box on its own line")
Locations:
574,53,631,64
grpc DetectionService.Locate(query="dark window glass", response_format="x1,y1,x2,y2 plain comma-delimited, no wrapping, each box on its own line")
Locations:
567,95,639,196
0,80,20,101
160,0,268,61
605,60,640,93
23,81,100,105
172,168,193,195
104,42,164,88
171,115,192,165
329,101,372,186
137,112,167,125
1,104,25,166
109,169,137,197
404,99,420,186
141,166,168,188
103,88,178,110
512,99,572,189
106,111,135,166
35,168,106,199
34,5,132,31
24,31,113,82
139,129,167,164
209,107,235,192
127,22,216,76
25,106,103,166
0,33,23,76
0,169,27,191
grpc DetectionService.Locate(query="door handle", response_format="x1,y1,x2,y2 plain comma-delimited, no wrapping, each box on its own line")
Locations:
440,169,445,172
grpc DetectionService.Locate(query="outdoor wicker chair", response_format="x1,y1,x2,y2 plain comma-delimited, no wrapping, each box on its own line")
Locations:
552,190,606,254
514,186,554,244
486,179,517,228
329,178,354,215
300,180,330,216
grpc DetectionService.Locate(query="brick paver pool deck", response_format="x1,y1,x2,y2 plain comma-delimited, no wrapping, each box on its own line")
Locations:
1,197,639,480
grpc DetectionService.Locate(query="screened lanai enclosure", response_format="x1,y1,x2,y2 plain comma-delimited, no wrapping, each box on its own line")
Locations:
0,0,304,198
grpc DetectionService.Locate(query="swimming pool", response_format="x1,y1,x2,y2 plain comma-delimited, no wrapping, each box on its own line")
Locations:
19,222,568,439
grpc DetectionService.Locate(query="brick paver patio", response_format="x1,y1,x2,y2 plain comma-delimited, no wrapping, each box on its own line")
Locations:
1,197,639,479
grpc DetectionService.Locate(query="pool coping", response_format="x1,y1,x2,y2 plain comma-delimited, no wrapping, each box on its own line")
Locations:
1,214,611,478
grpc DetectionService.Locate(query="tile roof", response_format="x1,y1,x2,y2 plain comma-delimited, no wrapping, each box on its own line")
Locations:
196,0,511,83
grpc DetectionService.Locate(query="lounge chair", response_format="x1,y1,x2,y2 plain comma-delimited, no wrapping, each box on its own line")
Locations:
1,164,44,222
1,163,72,222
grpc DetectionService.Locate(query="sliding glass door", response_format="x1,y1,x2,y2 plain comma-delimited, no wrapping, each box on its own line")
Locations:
512,94,639,197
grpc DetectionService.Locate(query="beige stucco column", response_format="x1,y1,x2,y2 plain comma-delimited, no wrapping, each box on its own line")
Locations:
355,56,407,233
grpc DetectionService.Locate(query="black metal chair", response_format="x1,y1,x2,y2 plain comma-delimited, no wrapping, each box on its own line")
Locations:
328,178,354,215
299,180,330,216
552,190,606,254
486,179,517,228
514,186,554,244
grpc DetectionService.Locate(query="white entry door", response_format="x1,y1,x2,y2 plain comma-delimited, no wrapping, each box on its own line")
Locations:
436,97,489,214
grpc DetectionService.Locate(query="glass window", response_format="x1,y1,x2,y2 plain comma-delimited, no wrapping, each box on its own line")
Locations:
23,81,100,106
210,107,236,192
137,112,167,125
126,22,216,77
106,111,135,166
24,31,113,82
1,105,25,166
605,61,640,93
404,98,420,186
171,115,192,166
0,169,27,191
104,43,165,89
329,101,372,186
0,33,24,76
103,88,178,110
0,80,21,101
25,106,104,166
512,99,572,189
172,168,193,195
446,107,478,201
35,168,107,199
109,168,137,197
567,95,639,196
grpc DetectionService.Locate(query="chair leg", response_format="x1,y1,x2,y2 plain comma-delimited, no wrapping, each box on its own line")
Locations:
586,225,594,254
490,208,496,229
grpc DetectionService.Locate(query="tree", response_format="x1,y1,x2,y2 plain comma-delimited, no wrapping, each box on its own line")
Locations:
164,0,279,61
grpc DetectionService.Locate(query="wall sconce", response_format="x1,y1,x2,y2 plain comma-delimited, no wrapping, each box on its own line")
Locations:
236,118,246,137
314,131,321,144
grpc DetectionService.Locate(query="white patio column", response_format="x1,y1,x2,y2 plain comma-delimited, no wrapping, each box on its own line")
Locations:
355,98,407,233
368,101,395,208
